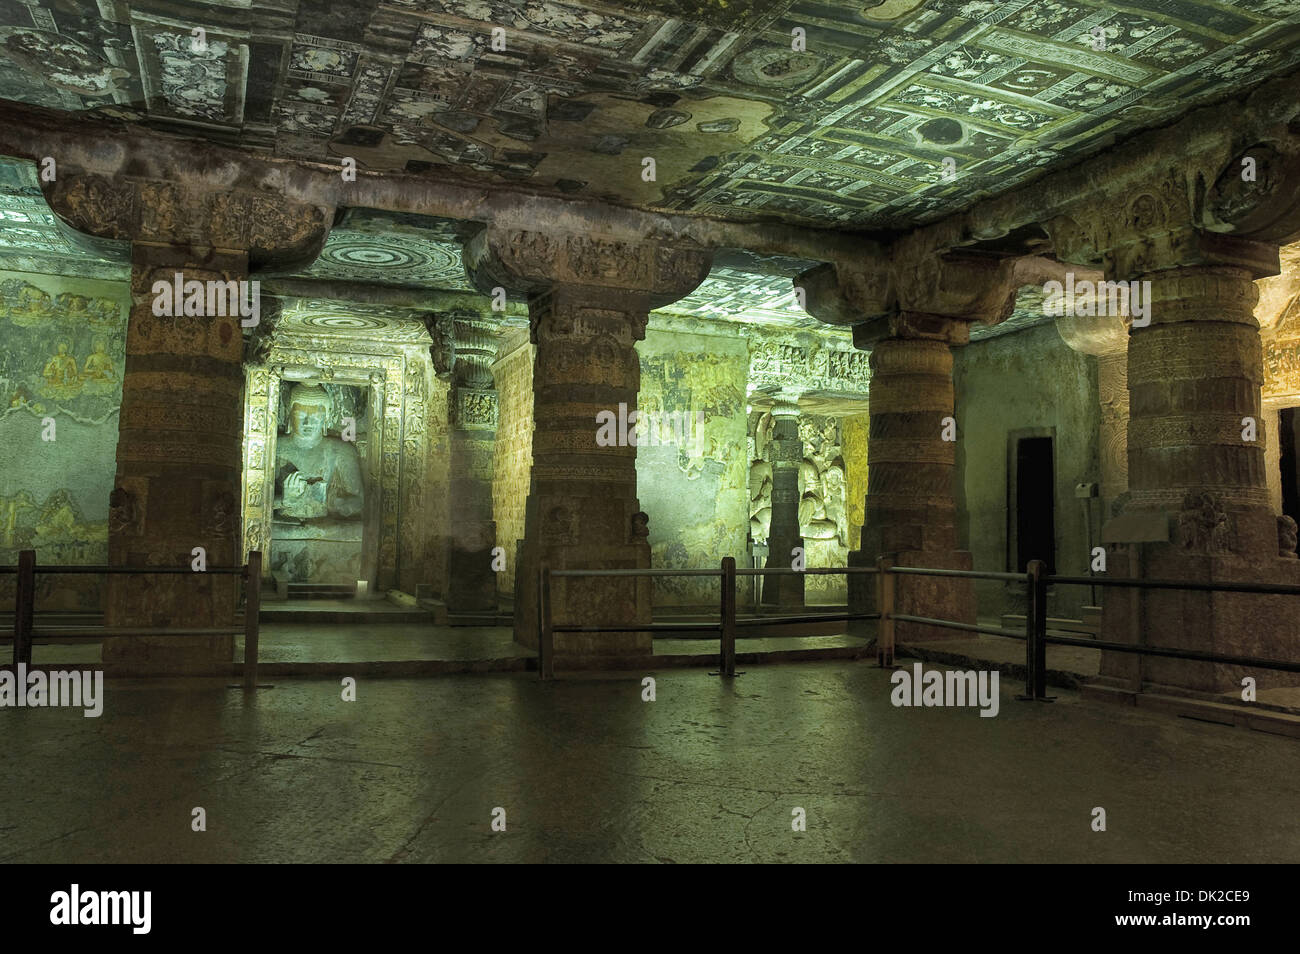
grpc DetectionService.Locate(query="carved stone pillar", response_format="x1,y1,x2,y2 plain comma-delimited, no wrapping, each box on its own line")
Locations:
1048,173,1300,692
464,228,711,654
1104,259,1288,691
802,252,1017,641
858,320,972,639
102,243,247,667
763,395,804,609
1125,266,1272,531
47,172,330,672
430,313,500,614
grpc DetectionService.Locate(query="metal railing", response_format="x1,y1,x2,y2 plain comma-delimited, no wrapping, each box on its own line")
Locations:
536,557,883,680
3,549,263,689
536,557,1300,695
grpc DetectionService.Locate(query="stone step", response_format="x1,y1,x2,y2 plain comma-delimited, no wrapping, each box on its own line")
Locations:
286,583,356,600
259,605,431,624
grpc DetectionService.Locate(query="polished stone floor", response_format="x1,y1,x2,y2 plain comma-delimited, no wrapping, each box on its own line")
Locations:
2,660,1297,863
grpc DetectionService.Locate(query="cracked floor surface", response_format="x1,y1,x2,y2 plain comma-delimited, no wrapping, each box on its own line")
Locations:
2,660,1297,863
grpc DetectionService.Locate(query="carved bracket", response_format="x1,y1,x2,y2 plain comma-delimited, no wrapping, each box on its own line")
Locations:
800,249,1017,341
46,170,333,270
463,226,712,308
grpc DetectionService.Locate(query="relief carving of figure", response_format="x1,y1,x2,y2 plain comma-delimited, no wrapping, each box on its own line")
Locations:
273,384,364,522
749,459,772,543
1177,492,1231,553
108,487,136,536
1279,515,1298,559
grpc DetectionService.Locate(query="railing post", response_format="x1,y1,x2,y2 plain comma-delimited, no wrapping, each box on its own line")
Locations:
875,555,895,667
538,564,554,681
15,549,35,666
720,557,736,677
242,551,261,690
1026,559,1047,700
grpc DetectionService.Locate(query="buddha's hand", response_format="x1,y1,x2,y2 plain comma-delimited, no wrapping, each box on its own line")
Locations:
284,472,308,498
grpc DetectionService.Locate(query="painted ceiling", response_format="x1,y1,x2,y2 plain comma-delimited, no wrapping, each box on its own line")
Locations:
0,0,1298,232
2,0,1299,345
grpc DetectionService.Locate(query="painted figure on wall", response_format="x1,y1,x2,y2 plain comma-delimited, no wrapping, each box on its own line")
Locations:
81,339,115,382
273,383,364,521
41,341,81,398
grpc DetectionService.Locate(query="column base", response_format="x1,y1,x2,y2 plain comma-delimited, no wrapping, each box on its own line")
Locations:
515,542,653,656
105,572,238,673
850,546,975,642
102,635,234,674
1100,541,1300,693
761,559,805,611
445,542,499,613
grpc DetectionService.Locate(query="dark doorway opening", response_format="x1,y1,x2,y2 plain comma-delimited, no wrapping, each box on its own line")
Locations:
1015,436,1056,574
1280,408,1300,526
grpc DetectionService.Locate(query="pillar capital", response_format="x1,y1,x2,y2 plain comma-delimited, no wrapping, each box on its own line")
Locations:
424,312,500,392
242,295,284,367
1041,145,1300,281
45,169,332,270
770,393,802,417
800,249,1018,344
462,226,712,311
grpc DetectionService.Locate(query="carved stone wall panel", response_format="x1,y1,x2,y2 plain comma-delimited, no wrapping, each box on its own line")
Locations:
746,333,870,397
1264,339,1300,400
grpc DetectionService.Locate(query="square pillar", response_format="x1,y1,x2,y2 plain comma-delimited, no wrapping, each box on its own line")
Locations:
762,397,805,609
434,315,501,614
104,244,247,671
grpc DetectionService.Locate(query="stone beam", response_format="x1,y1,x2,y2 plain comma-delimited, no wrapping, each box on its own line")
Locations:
0,100,885,268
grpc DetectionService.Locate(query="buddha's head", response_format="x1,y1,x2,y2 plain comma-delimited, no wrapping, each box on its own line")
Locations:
287,383,329,448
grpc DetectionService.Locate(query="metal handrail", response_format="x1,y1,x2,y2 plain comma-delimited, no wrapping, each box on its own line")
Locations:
1047,573,1300,595
536,559,885,679
890,615,1025,640
535,556,1300,695
7,549,263,690
890,567,1031,583
0,565,248,575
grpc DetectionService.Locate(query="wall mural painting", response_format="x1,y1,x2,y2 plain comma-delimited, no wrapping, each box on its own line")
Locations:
0,272,128,609
0,276,125,422
637,337,748,606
